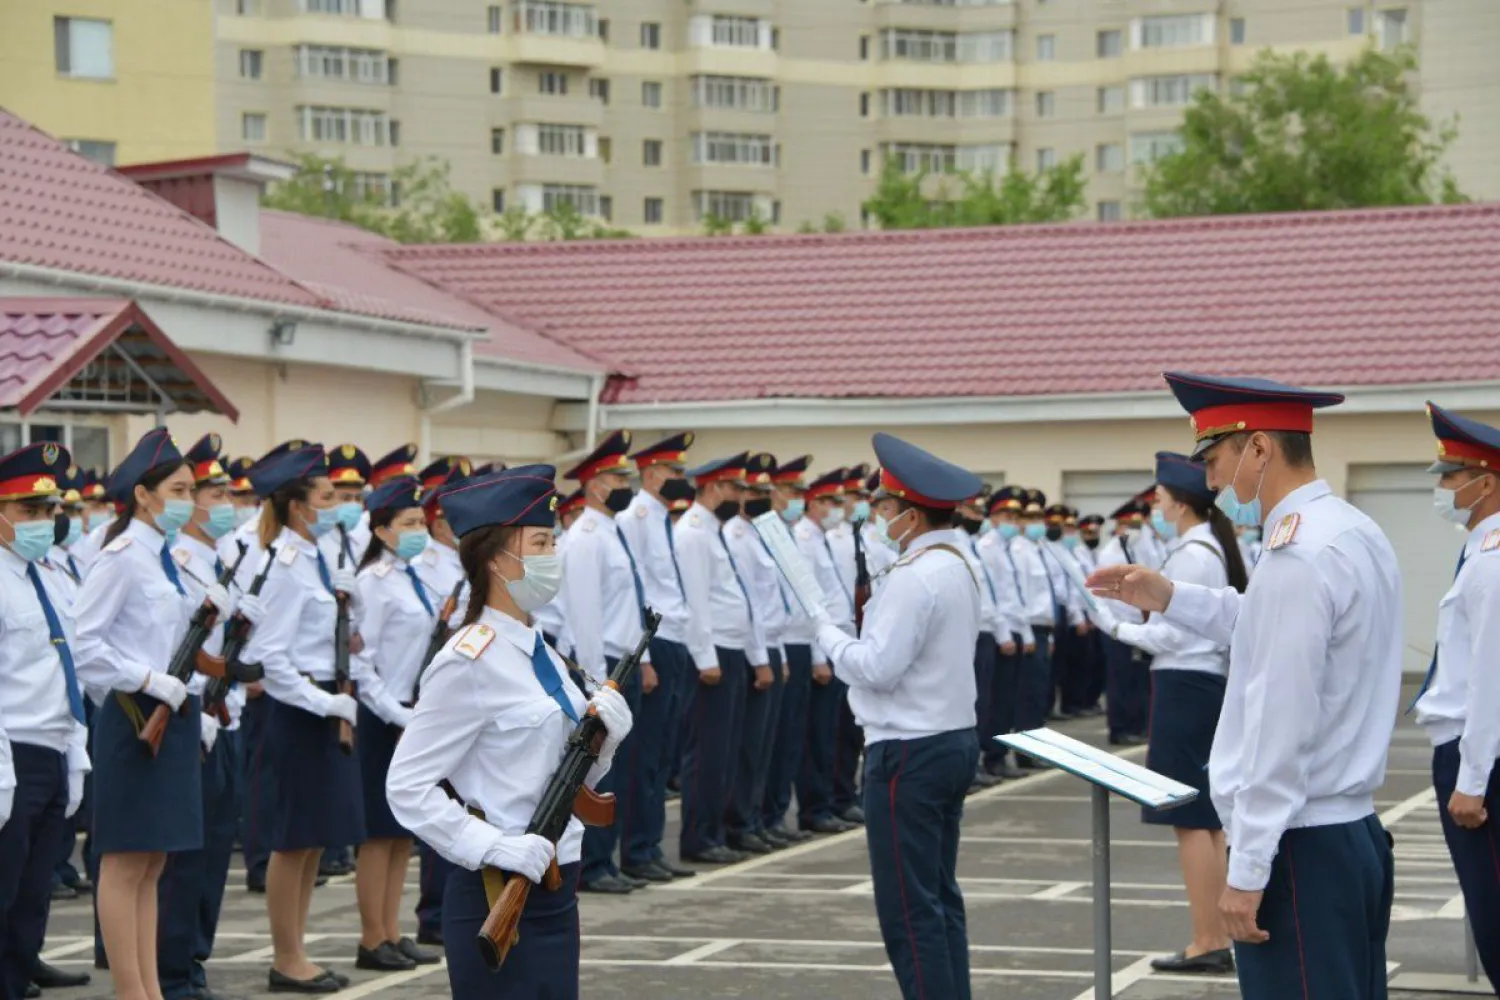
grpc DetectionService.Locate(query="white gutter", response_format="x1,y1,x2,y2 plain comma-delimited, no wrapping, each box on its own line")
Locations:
418,339,476,464
585,373,604,451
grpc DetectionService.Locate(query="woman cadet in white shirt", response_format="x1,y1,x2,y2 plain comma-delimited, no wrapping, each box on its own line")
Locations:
1102,451,1248,976
386,466,634,1000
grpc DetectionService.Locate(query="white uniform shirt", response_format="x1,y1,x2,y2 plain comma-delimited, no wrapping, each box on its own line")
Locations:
1039,540,1085,626
1012,536,1058,628
413,540,465,629
355,551,440,706
561,506,647,684
817,529,980,745
725,515,787,651
955,530,1001,636
619,490,691,646
674,502,765,669
1095,533,1146,626
1113,522,1229,676
828,521,857,603
222,518,265,594
977,531,1033,643
71,521,110,578
1163,480,1402,891
1136,525,1168,571
0,546,89,765
386,608,602,869
791,516,855,641
171,533,248,729
860,521,898,582
73,518,196,695
1414,510,1500,796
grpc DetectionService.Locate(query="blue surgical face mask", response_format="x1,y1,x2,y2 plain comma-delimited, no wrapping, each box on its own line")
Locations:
65,516,84,547
853,500,871,521
1023,523,1046,542
978,519,994,536
395,529,430,562
1150,510,1179,540
5,517,56,563
335,501,364,532
1214,445,1266,528
1062,534,1080,550
305,505,341,539
202,503,237,540
870,515,899,552
154,497,195,536
234,505,258,527
998,522,1020,541
782,498,806,524
87,511,112,533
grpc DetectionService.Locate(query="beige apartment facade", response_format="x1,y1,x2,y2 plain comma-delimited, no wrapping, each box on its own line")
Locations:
214,0,1498,234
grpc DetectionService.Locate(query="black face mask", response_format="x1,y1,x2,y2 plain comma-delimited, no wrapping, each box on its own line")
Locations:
53,513,69,546
955,515,982,536
1045,525,1063,542
1083,537,1100,550
744,497,773,519
660,477,695,503
714,500,742,522
604,487,634,513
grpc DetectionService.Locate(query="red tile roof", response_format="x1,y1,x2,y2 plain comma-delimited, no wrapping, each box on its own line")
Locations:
384,203,1500,405
0,298,239,419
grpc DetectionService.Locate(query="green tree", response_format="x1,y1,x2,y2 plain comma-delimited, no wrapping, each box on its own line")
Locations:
861,154,1087,230
701,213,734,236
261,154,484,243
1143,48,1465,218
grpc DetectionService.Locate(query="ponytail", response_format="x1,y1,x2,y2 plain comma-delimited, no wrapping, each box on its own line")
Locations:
358,508,397,572
1166,486,1249,593
260,480,310,550
457,525,517,627
103,460,188,547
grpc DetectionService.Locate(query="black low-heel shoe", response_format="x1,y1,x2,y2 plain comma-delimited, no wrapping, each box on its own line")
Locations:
268,969,341,993
1149,949,1235,974
356,942,415,972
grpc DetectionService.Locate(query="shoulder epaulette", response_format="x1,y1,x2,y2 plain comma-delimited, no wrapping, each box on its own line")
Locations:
372,562,393,578
730,521,745,538
793,522,811,540
580,517,596,533
103,536,132,554
1481,529,1500,553
172,547,191,567
687,512,702,528
634,504,648,518
1265,513,1301,551
453,623,496,660
277,546,299,566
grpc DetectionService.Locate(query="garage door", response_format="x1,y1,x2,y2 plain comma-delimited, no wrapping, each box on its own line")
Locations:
1062,470,1154,521
1347,464,1465,676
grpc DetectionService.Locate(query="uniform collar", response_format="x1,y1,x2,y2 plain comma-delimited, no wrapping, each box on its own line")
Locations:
1263,479,1331,528
381,550,411,571
0,544,28,578
1464,510,1500,552
799,514,824,536
276,525,317,555
480,604,543,654
636,490,666,515
906,527,957,555
687,501,715,524
175,533,218,564
125,516,167,547
1181,521,1215,544
579,506,613,528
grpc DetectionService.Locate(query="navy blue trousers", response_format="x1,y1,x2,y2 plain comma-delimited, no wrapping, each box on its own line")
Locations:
1014,626,1052,733
1054,620,1092,714
238,694,275,886
971,634,997,766
1082,629,1106,708
665,638,698,791
764,642,812,832
623,637,688,868
833,682,864,814
159,730,240,1000
1234,815,1393,1000
582,661,641,883
415,840,453,940
443,862,580,1000
727,648,781,840
679,646,748,857
983,635,1022,768
1432,740,1500,994
798,664,842,827
1102,634,1150,740
0,743,67,1000
864,731,978,1000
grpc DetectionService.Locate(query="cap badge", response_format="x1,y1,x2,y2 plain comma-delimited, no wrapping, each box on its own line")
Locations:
341,445,356,459
33,476,57,492
209,433,222,453
41,443,60,466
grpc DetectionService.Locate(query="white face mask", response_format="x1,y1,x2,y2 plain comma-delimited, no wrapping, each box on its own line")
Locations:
496,551,563,612
820,507,845,531
1433,483,1483,526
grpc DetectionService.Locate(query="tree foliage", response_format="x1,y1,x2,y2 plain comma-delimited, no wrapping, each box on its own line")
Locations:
261,154,484,243
861,155,1087,229
1143,48,1465,217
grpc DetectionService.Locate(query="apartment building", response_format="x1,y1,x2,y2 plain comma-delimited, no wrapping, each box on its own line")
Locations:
214,0,1499,234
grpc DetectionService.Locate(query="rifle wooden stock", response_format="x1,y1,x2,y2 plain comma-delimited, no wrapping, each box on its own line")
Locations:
194,649,227,680
476,609,661,972
333,527,355,756
852,518,872,634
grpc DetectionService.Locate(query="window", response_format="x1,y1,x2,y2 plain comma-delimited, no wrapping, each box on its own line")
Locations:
1230,18,1245,44
881,29,955,62
958,89,1011,117
599,196,612,221
542,184,598,215
1131,74,1216,108
300,0,378,13
644,197,663,224
711,16,762,47
536,124,587,156
694,190,760,222
54,17,114,79
492,189,506,213
692,132,774,166
589,78,610,103
62,139,116,165
236,0,260,14
860,35,869,60
861,149,871,174
642,81,661,107
1097,201,1122,222
597,137,611,162
539,71,568,95
771,201,780,225
514,1,597,39
1347,7,1366,34
1096,143,1123,172
242,113,267,143
692,76,778,112
1097,29,1122,57
860,92,870,117
1130,131,1185,164
349,172,393,203
641,21,660,48
297,46,393,84
1098,85,1124,113
1376,8,1407,49
239,49,263,79
1036,147,1056,171
1036,34,1055,61
487,5,502,32
491,128,505,154
1135,13,1213,48
297,106,393,145
490,67,504,93
389,120,400,146
1035,91,1055,117
596,18,609,41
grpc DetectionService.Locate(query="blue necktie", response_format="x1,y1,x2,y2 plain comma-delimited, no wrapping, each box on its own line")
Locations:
664,513,686,597
615,526,648,628
160,544,186,596
1411,546,1468,710
719,527,755,624
1036,543,1061,627
66,554,79,581
26,564,86,724
214,557,225,578
405,564,435,616
1001,540,1025,596
531,634,579,722
975,548,999,604
315,550,335,594
757,536,792,613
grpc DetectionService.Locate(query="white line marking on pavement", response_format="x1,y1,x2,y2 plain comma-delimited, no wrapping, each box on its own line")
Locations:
1437,893,1468,919
579,958,1097,979
334,962,448,998
838,878,874,894
1380,786,1437,826
663,939,742,965
1069,954,1157,1000
964,836,1175,849
39,940,95,960
1030,881,1088,900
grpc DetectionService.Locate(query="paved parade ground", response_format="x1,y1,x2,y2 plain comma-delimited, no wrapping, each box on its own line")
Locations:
40,689,1487,1000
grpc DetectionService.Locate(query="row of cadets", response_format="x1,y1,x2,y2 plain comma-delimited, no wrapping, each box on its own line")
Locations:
758,455,818,844
1039,500,1093,720
675,453,769,864
65,469,116,577
1096,498,1152,745
790,467,859,834
558,431,651,894
828,465,871,824
975,486,1033,780
1072,512,1110,717
951,487,1006,791
722,453,792,854
1002,489,1064,753
859,467,898,580
348,476,443,971
0,442,92,1000
616,432,697,880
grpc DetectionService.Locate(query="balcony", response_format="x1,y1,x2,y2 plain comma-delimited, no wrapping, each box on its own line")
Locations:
683,46,778,79
872,2,1017,32
511,154,604,187
873,115,1017,147
503,94,605,128
509,33,605,68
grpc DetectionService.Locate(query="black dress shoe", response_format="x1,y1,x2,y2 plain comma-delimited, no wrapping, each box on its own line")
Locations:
802,816,855,835
318,859,354,878
246,877,267,893
767,825,812,844
415,928,444,947
986,759,1024,779
580,873,635,894
65,876,93,894
395,937,441,965
32,960,90,989
1048,710,1076,722
1016,756,1051,770
1108,733,1147,747
356,942,415,972
727,833,774,855
1149,948,1234,974
268,970,340,994
621,864,674,883
319,970,351,988
26,984,40,999
49,883,77,902
617,872,650,889
649,859,696,878
838,805,866,824
683,845,746,864
972,771,1003,788
759,827,792,848
314,875,329,888
93,955,108,971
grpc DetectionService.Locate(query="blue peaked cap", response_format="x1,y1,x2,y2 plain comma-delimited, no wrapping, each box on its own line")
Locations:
442,465,558,538
111,428,184,497
248,445,328,499
1154,451,1213,501
871,432,981,509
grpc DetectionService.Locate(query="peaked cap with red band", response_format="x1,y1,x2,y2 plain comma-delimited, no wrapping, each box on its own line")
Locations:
771,454,812,487
420,456,473,491
565,429,633,482
226,457,255,494
327,444,372,487
871,432,981,511
1427,401,1500,473
988,485,1025,515
557,488,586,517
804,468,844,501
369,444,418,487
687,452,748,487
745,452,777,488
1164,371,1345,458
185,434,230,486
0,442,71,503
630,431,694,471
248,444,327,499
843,463,871,495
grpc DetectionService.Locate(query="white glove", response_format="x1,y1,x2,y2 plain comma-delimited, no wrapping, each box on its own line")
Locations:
391,705,415,729
65,768,85,819
482,833,556,884
0,784,13,831
200,713,221,754
144,672,189,711
589,686,633,763
237,593,266,624
332,568,357,596
203,583,232,619
806,601,832,628
325,693,359,724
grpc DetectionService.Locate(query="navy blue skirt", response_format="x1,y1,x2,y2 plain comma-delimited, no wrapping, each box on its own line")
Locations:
1143,669,1225,830
267,682,365,852
92,690,204,854
443,862,581,1000
357,704,408,841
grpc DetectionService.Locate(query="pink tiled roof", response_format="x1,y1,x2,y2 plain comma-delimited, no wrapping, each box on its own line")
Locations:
384,203,1500,405
258,212,603,372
